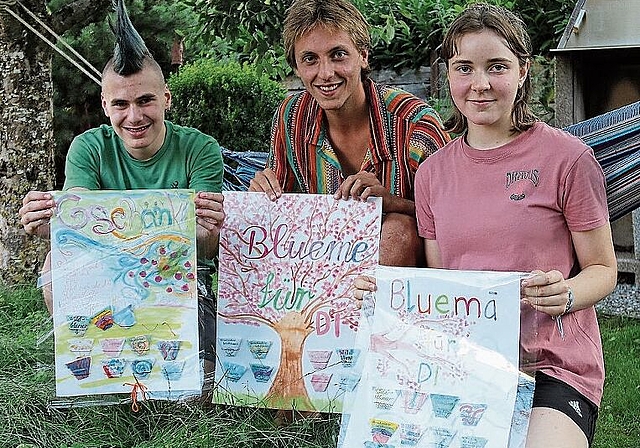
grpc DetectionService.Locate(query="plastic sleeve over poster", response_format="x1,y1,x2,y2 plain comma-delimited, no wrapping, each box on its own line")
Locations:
213,192,382,412
50,190,202,403
338,266,535,448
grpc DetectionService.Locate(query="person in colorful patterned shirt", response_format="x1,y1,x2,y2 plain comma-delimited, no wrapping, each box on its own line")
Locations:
249,0,449,267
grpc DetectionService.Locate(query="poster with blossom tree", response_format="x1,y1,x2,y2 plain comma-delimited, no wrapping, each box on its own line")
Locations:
50,190,201,399
214,192,382,412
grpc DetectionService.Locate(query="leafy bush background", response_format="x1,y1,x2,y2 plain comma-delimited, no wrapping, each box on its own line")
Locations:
187,0,574,79
167,61,286,152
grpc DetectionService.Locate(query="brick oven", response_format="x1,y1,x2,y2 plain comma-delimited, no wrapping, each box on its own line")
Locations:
553,0,640,285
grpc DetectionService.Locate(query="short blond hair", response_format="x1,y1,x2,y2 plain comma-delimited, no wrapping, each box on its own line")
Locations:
283,0,371,76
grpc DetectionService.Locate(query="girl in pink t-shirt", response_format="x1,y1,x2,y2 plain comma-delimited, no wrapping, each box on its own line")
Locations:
355,3,616,447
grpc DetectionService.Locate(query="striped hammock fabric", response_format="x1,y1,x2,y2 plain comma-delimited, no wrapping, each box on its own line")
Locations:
220,147,268,192
220,101,639,221
564,101,640,222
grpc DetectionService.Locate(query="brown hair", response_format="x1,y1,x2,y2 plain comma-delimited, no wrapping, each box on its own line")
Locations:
440,3,537,134
283,0,371,78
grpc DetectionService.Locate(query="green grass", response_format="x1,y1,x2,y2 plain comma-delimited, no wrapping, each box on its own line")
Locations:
593,316,640,447
1,284,638,447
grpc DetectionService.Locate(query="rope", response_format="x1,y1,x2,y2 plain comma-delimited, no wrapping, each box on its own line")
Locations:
123,380,148,412
2,1,101,86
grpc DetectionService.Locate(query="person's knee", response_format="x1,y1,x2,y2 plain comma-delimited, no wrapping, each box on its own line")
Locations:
41,251,53,315
379,213,424,267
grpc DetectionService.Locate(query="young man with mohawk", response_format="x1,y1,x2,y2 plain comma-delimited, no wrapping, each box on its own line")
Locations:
18,0,225,384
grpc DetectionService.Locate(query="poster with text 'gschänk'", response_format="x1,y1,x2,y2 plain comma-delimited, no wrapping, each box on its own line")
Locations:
51,190,201,400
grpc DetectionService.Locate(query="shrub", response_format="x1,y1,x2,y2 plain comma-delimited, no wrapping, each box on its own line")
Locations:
183,0,291,80
185,0,573,79
167,60,287,152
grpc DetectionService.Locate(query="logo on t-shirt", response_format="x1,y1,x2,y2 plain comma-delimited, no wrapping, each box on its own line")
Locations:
505,169,539,201
171,181,179,189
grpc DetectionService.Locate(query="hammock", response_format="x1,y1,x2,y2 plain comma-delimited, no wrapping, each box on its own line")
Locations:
564,101,640,222
220,102,639,222
220,147,268,191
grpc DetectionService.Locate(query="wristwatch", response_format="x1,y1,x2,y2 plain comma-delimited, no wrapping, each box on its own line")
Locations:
563,288,574,315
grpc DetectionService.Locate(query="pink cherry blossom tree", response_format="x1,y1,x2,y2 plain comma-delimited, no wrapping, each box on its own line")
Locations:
218,193,381,409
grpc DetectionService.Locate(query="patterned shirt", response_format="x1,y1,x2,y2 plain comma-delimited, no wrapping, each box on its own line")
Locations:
268,78,449,200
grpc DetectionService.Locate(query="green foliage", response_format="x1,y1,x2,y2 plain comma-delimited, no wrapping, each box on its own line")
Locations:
167,60,287,152
513,0,575,54
184,0,291,80
185,0,574,80
529,56,556,126
353,0,469,70
355,0,570,70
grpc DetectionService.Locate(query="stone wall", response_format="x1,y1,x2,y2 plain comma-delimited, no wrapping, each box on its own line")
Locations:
283,66,432,100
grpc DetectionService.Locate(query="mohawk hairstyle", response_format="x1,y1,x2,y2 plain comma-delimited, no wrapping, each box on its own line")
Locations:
111,0,151,76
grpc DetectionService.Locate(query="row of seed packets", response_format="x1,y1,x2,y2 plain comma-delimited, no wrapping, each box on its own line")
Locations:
338,267,534,448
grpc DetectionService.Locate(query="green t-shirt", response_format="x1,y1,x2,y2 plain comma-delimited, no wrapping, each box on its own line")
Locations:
63,121,223,192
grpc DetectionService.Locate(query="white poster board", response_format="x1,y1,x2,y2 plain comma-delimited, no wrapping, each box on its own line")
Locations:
50,190,201,399
214,192,382,412
339,266,534,448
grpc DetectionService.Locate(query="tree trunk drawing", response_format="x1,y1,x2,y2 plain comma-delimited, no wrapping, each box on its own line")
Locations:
266,312,315,410
0,0,55,285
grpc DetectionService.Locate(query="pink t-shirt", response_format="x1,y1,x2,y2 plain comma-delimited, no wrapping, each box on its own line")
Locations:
415,121,609,406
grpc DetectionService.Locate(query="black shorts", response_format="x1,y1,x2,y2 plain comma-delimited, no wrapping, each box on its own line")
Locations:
533,371,599,446
197,265,217,362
